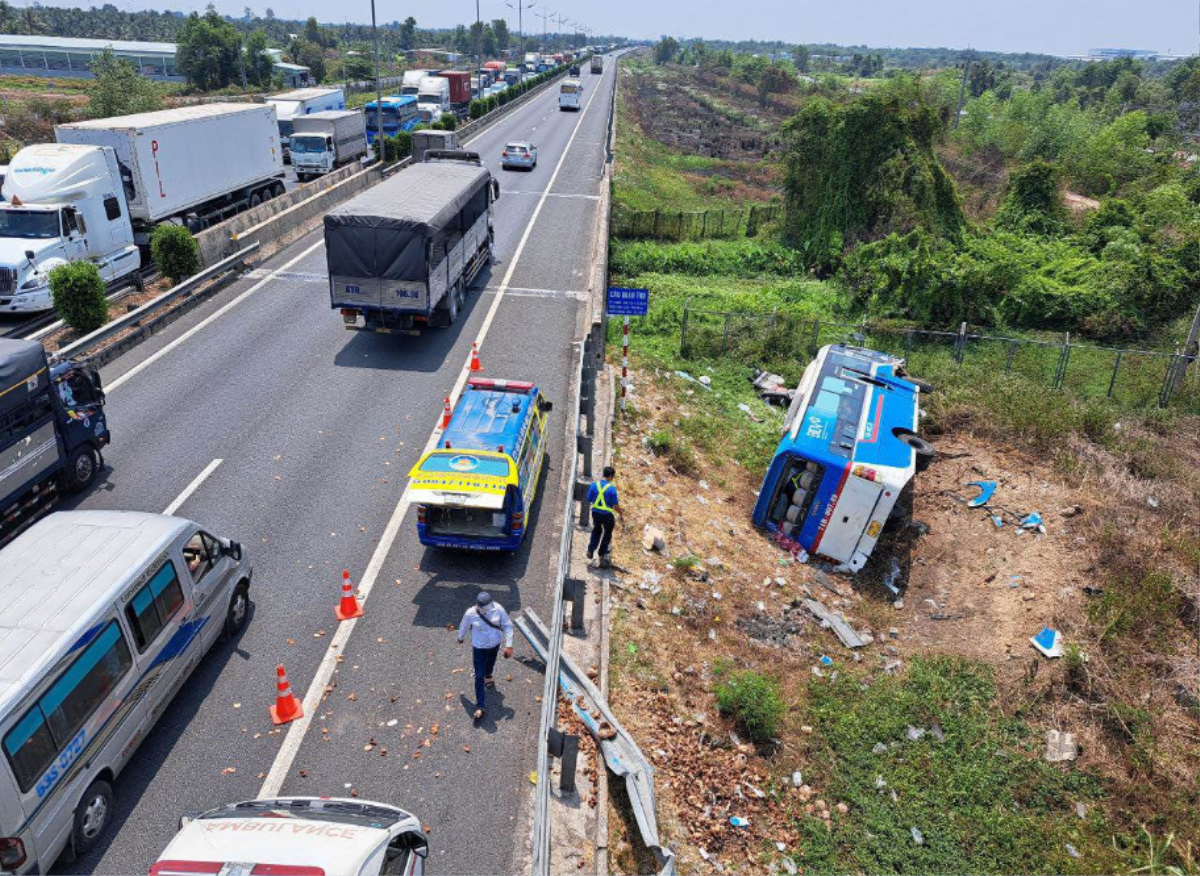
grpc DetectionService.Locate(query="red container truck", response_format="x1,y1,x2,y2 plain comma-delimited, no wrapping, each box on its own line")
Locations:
438,70,472,107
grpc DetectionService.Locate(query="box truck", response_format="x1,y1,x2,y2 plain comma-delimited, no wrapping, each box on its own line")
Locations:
325,152,499,334
591,54,604,74
412,129,460,162
1,104,283,314
265,87,346,160
0,337,109,544
438,70,472,111
416,77,451,122
290,110,368,180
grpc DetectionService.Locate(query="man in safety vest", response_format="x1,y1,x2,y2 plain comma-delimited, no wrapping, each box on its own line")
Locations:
586,465,621,566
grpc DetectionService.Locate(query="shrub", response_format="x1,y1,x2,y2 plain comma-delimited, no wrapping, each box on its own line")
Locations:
150,224,200,284
438,112,457,130
645,429,696,473
374,132,412,164
469,98,486,119
49,261,108,334
715,668,784,742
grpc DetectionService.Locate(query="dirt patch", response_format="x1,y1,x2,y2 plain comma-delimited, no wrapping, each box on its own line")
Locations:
1063,191,1102,213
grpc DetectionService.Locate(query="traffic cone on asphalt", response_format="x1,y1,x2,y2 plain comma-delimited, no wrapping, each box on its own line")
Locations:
270,664,304,725
441,397,452,429
335,570,364,621
469,342,484,372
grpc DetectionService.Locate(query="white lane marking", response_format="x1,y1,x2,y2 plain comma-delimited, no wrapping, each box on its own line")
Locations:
482,286,588,300
499,192,600,200
243,269,327,283
258,70,608,799
107,240,325,392
163,458,223,515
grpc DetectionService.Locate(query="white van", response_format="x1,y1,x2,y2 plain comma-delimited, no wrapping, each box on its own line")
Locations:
0,511,253,874
558,79,583,111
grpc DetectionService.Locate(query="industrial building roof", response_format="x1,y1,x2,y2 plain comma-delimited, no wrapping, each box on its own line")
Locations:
0,34,177,55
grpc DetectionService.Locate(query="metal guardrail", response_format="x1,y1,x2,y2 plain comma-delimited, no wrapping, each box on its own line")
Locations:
50,244,259,363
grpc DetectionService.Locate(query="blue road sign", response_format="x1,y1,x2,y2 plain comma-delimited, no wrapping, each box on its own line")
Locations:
607,287,649,317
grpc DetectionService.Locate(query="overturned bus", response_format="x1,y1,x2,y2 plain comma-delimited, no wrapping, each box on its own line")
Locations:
325,152,500,334
752,344,935,572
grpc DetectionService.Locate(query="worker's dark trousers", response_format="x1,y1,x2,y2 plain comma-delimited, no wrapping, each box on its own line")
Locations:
588,510,615,558
473,645,500,710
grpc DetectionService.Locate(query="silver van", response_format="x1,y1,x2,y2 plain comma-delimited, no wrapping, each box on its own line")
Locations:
0,510,252,874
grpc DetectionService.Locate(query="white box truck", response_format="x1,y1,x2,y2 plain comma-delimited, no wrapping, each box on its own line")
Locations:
290,110,368,181
400,69,433,96
416,77,451,123
0,104,285,314
265,87,346,160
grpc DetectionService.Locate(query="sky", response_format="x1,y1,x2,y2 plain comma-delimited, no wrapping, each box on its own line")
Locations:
46,0,1200,57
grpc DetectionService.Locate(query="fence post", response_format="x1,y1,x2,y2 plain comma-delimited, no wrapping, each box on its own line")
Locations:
1159,348,1182,409
904,330,912,361
1053,332,1071,390
955,322,967,368
768,305,777,332
722,313,732,353
680,299,690,356
1005,341,1017,374
677,211,684,241
653,209,660,237
1107,349,1123,398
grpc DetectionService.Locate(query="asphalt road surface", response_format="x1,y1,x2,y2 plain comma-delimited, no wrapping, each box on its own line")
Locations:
52,56,617,876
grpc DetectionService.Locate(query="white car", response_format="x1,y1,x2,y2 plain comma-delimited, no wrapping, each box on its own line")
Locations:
150,798,429,876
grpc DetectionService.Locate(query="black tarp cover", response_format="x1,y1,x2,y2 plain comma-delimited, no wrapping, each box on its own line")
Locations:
324,161,491,283
0,338,49,419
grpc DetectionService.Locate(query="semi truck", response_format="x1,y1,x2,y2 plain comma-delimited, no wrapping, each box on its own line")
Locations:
290,110,368,181
437,70,472,112
0,337,109,545
591,54,604,74
265,87,346,160
1,104,283,314
325,151,499,334
416,77,452,122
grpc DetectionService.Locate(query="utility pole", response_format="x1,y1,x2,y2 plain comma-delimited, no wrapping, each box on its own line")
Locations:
370,0,382,153
538,6,550,52
953,48,974,130
475,0,482,101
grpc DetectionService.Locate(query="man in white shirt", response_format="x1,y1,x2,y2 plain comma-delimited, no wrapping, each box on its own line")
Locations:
457,591,514,721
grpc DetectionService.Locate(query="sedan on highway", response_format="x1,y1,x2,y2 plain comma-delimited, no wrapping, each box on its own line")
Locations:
151,797,429,876
501,141,538,171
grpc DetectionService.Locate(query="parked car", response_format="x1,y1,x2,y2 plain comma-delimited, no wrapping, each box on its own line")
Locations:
501,141,538,171
151,797,429,876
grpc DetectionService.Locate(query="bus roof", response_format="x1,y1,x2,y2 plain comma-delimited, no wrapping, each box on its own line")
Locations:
443,380,537,456
365,94,416,107
0,511,191,715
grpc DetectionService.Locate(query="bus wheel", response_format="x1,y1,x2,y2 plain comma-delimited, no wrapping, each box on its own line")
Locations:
896,431,935,471
72,779,113,859
65,445,99,492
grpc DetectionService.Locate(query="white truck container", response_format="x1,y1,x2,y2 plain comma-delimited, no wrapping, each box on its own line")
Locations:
55,103,284,234
290,110,368,180
264,87,346,160
0,144,141,314
416,77,451,122
400,69,433,96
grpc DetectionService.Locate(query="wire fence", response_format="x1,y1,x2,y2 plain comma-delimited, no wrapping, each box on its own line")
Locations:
679,301,1200,412
611,204,783,241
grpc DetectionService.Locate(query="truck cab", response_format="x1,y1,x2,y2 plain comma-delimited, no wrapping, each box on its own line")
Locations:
0,144,140,314
416,77,451,123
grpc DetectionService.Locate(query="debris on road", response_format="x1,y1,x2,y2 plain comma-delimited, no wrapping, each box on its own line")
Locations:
803,597,867,648
966,480,997,508
1030,626,1064,658
1045,730,1079,762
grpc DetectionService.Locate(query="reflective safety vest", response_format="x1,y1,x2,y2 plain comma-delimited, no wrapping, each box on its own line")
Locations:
591,480,615,513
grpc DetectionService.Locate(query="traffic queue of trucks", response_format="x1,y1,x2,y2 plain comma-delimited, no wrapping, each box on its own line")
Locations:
1,103,285,314
264,87,346,160
290,110,368,181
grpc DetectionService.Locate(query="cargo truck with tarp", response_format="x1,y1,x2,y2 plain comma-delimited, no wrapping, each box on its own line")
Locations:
0,338,109,545
325,153,500,334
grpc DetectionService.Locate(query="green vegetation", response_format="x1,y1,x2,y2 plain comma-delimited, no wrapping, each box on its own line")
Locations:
87,48,165,118
151,224,200,285
645,428,697,473
794,656,1121,874
49,262,108,334
175,9,275,90
713,662,785,743
374,131,412,164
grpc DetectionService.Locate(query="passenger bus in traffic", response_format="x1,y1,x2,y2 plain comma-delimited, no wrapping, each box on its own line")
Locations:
752,344,935,572
409,378,551,551
0,511,252,874
363,95,420,144
558,79,583,111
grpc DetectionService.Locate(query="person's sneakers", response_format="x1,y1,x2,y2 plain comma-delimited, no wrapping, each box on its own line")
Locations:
586,549,594,560
473,708,484,721
484,676,496,689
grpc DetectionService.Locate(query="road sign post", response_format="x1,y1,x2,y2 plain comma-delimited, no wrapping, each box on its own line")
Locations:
606,287,648,413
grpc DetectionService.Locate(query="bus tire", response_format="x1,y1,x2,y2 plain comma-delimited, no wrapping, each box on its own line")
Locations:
71,779,113,860
896,431,935,471
65,445,99,493
225,581,250,638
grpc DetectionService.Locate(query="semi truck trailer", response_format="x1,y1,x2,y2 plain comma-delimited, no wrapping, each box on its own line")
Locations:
1,103,283,314
290,110,368,180
325,152,499,334
265,86,346,160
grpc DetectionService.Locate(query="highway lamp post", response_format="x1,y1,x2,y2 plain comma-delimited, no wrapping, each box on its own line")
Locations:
505,0,535,83
370,0,382,154
475,0,482,101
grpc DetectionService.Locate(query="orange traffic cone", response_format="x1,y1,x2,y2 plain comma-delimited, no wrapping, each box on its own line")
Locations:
469,342,484,372
335,570,364,621
270,663,304,725
441,397,452,429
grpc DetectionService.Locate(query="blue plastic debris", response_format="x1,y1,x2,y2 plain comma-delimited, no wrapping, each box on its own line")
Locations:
730,816,750,828
1019,512,1047,534
991,515,1004,528
966,480,997,508
1031,626,1064,658
819,655,833,667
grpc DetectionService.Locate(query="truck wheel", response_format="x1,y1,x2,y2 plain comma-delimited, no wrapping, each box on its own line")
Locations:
225,581,250,638
71,779,113,860
446,288,459,324
65,445,99,493
249,193,262,209
272,182,286,198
